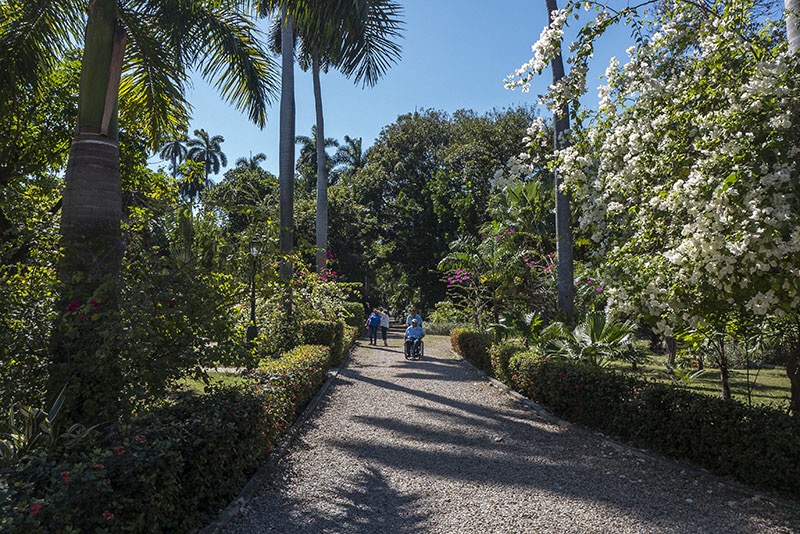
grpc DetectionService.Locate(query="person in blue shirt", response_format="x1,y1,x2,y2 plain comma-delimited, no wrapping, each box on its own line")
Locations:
404,318,425,359
405,307,423,326
365,309,381,345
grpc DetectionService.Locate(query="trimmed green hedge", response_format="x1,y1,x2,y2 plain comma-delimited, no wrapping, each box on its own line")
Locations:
508,353,800,499
1,345,331,533
489,340,526,383
342,302,365,328
301,320,345,365
450,328,493,373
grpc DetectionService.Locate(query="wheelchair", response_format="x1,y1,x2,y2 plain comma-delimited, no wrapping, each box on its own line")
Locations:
404,337,424,360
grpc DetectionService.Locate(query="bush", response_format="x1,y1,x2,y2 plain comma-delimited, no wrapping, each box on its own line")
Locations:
1,345,333,533
424,322,471,336
508,354,800,499
450,328,493,373
342,302,365,328
301,320,346,366
490,340,526,383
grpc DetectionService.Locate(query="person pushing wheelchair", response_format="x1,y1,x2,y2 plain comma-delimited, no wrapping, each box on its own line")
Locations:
404,318,425,360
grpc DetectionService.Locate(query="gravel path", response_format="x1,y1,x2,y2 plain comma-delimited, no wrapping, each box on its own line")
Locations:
218,331,800,533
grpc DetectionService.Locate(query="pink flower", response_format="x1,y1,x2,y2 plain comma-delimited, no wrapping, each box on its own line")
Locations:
91,299,101,308
133,434,147,443
93,463,106,471
586,279,593,285
61,470,72,484
112,445,126,456
103,510,116,521
65,300,81,312
597,287,604,293
29,502,42,516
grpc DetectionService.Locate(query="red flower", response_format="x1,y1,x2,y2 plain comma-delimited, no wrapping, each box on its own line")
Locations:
29,502,42,516
93,463,106,471
103,510,116,521
60,470,72,484
133,434,147,443
65,300,81,312
91,299,101,308
112,445,126,456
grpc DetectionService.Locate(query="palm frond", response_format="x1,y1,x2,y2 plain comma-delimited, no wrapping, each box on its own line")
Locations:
0,0,84,100
190,1,280,128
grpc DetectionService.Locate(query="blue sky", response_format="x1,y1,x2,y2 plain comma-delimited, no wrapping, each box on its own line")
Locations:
156,0,632,178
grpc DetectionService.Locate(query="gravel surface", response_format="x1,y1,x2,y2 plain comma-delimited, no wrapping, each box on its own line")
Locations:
216,331,800,533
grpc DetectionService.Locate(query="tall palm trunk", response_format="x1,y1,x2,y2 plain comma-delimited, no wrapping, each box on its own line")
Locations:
545,0,575,322
50,0,127,424
278,7,295,317
786,0,800,414
312,52,329,274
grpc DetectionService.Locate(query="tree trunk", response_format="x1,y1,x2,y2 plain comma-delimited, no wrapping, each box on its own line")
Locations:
312,53,328,274
786,0,800,416
545,0,575,322
787,0,800,54
788,342,800,414
279,8,295,287
49,0,127,424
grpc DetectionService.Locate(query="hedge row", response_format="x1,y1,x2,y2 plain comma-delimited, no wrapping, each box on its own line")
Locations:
508,353,800,499
1,345,332,533
450,328,493,373
301,320,346,365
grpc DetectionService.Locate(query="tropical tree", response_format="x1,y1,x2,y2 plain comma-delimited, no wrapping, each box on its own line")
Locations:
301,0,403,274
235,151,268,170
332,135,366,183
295,124,339,193
187,128,228,187
1,0,279,423
159,136,188,178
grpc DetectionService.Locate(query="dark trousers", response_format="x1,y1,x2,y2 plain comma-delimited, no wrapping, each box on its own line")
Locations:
381,326,388,343
368,325,378,344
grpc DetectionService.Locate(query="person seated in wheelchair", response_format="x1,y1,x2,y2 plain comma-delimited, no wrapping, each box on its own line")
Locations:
404,318,425,359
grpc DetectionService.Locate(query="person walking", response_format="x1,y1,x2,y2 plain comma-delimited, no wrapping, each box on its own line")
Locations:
379,308,390,346
405,307,423,326
365,309,381,345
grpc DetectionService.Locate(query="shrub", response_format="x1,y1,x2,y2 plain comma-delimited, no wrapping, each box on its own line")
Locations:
490,340,526,383
300,320,346,366
509,355,800,499
342,302,365,328
450,328,493,373
1,345,333,533
425,322,471,336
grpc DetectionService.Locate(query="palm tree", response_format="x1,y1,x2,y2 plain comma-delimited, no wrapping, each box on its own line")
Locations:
159,137,188,178
236,152,268,170
332,135,366,183
187,128,228,188
258,0,403,275
300,0,403,273
544,0,575,322
295,125,339,192
1,0,280,423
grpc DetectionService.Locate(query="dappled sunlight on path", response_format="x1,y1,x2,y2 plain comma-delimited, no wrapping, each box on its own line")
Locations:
223,332,800,533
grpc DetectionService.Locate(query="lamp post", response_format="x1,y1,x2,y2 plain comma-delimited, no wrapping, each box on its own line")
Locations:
246,241,259,344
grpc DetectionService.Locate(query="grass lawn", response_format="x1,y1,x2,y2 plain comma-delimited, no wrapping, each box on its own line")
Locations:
178,371,248,394
609,355,792,408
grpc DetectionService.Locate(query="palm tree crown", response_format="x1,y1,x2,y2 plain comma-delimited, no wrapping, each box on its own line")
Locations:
187,128,228,183
159,137,188,178
236,152,268,170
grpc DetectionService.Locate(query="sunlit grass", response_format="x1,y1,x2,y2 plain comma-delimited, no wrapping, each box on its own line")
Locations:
608,356,791,408
177,371,248,394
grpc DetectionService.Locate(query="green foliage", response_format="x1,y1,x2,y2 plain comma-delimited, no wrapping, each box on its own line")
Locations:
450,328,493,373
661,363,709,386
508,356,800,498
0,387,94,469
489,340,527,384
544,314,636,367
2,344,333,532
342,301,366,327
301,320,346,365
424,323,470,336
